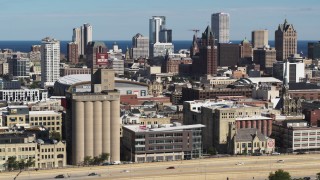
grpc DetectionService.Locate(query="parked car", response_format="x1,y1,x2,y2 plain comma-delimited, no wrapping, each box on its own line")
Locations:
121,170,130,173
102,162,112,166
55,174,65,179
235,162,244,165
112,161,121,165
88,172,98,176
167,166,175,169
272,152,281,155
277,160,284,163
252,153,262,156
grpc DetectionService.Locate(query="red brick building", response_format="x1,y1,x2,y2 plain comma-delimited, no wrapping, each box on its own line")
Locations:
67,42,79,64
162,57,192,75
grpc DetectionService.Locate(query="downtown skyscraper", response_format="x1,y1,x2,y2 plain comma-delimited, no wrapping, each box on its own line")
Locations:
211,12,230,43
41,37,60,88
275,19,297,61
149,16,174,58
72,23,93,56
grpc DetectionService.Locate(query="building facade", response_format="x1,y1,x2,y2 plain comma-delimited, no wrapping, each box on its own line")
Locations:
122,123,204,162
211,12,230,43
132,33,149,59
67,42,78,64
252,30,268,48
0,133,66,170
0,89,48,103
192,26,217,76
41,37,60,88
8,55,30,78
86,41,108,69
65,69,120,165
275,19,297,61
218,43,240,66
253,47,276,71
149,16,174,58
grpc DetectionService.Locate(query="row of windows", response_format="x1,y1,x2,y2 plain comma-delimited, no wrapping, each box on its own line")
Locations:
237,142,265,148
0,146,36,153
30,116,60,121
30,122,60,126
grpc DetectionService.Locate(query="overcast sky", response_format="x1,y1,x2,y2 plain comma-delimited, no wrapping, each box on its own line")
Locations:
0,0,319,41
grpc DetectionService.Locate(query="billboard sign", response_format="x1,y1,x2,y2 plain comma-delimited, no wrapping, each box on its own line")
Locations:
96,53,109,65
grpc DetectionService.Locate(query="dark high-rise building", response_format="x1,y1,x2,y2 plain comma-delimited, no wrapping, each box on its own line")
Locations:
275,19,297,61
86,41,108,69
218,43,240,66
67,42,79,64
253,47,276,71
308,42,320,60
192,26,217,76
8,55,30,78
159,29,172,43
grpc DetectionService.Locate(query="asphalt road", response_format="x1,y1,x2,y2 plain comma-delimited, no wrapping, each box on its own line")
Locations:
1,154,320,180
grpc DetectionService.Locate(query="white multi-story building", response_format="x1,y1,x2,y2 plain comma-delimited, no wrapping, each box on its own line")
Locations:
273,120,320,152
273,58,305,83
110,58,124,76
211,12,230,43
0,89,48,103
41,37,60,88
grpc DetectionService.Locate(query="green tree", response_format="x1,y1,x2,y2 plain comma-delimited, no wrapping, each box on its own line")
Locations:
269,169,291,180
50,131,61,141
208,147,217,155
99,153,109,162
18,159,26,170
25,158,35,169
6,156,18,171
83,156,92,166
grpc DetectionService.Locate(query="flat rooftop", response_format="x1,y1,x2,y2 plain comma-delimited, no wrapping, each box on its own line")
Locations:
124,124,205,133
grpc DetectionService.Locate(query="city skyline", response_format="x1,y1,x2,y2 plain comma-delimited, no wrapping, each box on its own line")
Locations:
0,0,319,41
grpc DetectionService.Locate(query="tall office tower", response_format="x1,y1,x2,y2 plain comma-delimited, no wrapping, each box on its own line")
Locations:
308,42,320,59
72,27,82,55
8,55,30,78
192,26,217,76
275,19,297,61
149,16,174,58
65,68,120,165
72,23,93,56
83,23,93,54
131,33,149,59
86,41,108,69
211,12,230,43
40,37,60,88
252,30,268,48
67,42,79,64
159,29,172,43
217,43,240,66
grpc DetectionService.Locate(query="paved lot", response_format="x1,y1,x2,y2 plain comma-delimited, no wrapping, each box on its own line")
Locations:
1,154,320,180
